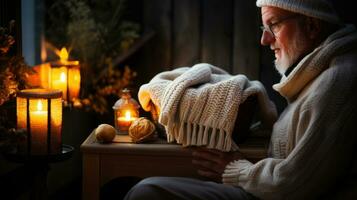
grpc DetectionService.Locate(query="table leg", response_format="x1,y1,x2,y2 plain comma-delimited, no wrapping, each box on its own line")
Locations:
82,154,100,200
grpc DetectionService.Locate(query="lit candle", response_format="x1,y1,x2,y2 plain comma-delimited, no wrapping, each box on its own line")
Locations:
117,110,138,131
30,99,48,154
51,67,67,100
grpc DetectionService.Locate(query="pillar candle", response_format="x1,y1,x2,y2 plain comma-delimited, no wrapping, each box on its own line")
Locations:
30,99,48,154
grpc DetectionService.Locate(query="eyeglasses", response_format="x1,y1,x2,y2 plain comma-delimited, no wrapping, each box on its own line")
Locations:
260,14,301,38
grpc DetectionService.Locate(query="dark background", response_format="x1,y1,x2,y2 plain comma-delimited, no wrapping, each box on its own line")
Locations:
0,0,355,199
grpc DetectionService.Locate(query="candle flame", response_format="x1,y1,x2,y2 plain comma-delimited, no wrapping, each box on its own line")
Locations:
60,72,66,82
37,100,43,111
59,47,69,62
125,111,131,121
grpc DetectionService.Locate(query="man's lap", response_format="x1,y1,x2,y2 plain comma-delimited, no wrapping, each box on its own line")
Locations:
124,177,258,200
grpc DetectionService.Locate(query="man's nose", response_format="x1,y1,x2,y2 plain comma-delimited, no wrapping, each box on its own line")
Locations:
260,30,275,46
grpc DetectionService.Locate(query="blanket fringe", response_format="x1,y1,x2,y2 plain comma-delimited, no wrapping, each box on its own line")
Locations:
166,122,236,152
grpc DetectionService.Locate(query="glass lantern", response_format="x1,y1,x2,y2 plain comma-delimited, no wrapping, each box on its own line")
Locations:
113,89,140,132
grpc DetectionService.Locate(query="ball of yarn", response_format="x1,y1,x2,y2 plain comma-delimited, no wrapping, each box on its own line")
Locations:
129,117,156,143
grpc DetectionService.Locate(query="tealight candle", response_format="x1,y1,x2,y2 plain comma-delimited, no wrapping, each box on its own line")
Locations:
117,110,138,131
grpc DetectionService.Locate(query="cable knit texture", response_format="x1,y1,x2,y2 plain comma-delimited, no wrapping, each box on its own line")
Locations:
139,63,277,152
256,0,341,24
222,25,357,199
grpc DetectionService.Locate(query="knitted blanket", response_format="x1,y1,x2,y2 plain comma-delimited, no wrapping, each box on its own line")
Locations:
138,63,277,151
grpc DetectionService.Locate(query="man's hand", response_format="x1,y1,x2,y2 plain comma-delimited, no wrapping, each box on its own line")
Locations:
191,148,245,182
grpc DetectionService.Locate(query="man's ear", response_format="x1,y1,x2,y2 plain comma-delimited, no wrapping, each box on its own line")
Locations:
306,17,322,40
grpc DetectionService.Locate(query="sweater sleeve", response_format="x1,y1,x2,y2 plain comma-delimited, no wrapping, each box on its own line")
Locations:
222,69,357,199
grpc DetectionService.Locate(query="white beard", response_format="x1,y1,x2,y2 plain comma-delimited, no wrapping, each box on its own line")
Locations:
274,51,294,76
273,23,311,77
273,37,308,77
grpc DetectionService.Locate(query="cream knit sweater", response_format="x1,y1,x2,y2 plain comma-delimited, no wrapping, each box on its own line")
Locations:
223,25,357,199
139,63,277,152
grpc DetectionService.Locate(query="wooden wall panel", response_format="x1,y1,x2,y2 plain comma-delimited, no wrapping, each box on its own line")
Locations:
232,0,260,79
139,0,262,83
172,0,200,68
200,0,233,73
140,0,172,83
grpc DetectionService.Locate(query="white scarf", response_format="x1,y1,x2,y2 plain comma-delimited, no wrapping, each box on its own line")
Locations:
274,24,357,100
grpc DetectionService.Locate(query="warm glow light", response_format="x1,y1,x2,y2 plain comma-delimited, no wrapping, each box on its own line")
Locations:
27,63,51,88
59,47,69,62
41,38,47,62
117,113,138,132
51,67,68,101
40,63,51,88
113,89,140,132
37,100,43,111
51,47,81,103
60,72,66,82
68,67,80,102
125,111,131,121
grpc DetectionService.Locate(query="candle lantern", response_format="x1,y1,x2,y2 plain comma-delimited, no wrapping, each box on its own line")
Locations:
51,47,80,104
17,89,63,155
113,89,140,132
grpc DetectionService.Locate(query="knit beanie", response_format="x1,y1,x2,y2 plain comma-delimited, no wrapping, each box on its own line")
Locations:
256,0,341,24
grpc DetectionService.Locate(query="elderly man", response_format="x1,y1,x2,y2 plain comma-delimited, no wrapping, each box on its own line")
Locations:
124,0,357,199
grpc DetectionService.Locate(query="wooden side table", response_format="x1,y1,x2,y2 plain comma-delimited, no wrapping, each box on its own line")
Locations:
81,131,268,200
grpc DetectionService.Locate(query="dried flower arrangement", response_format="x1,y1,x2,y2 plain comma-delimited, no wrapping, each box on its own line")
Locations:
0,21,34,106
0,21,34,152
45,0,140,114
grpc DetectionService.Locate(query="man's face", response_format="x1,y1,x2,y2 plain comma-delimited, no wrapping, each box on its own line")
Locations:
260,6,312,76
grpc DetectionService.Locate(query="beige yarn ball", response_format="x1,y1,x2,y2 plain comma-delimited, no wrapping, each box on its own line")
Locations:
95,124,116,143
129,117,156,143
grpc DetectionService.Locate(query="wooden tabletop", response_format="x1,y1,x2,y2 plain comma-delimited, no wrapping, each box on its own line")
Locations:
81,130,269,160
